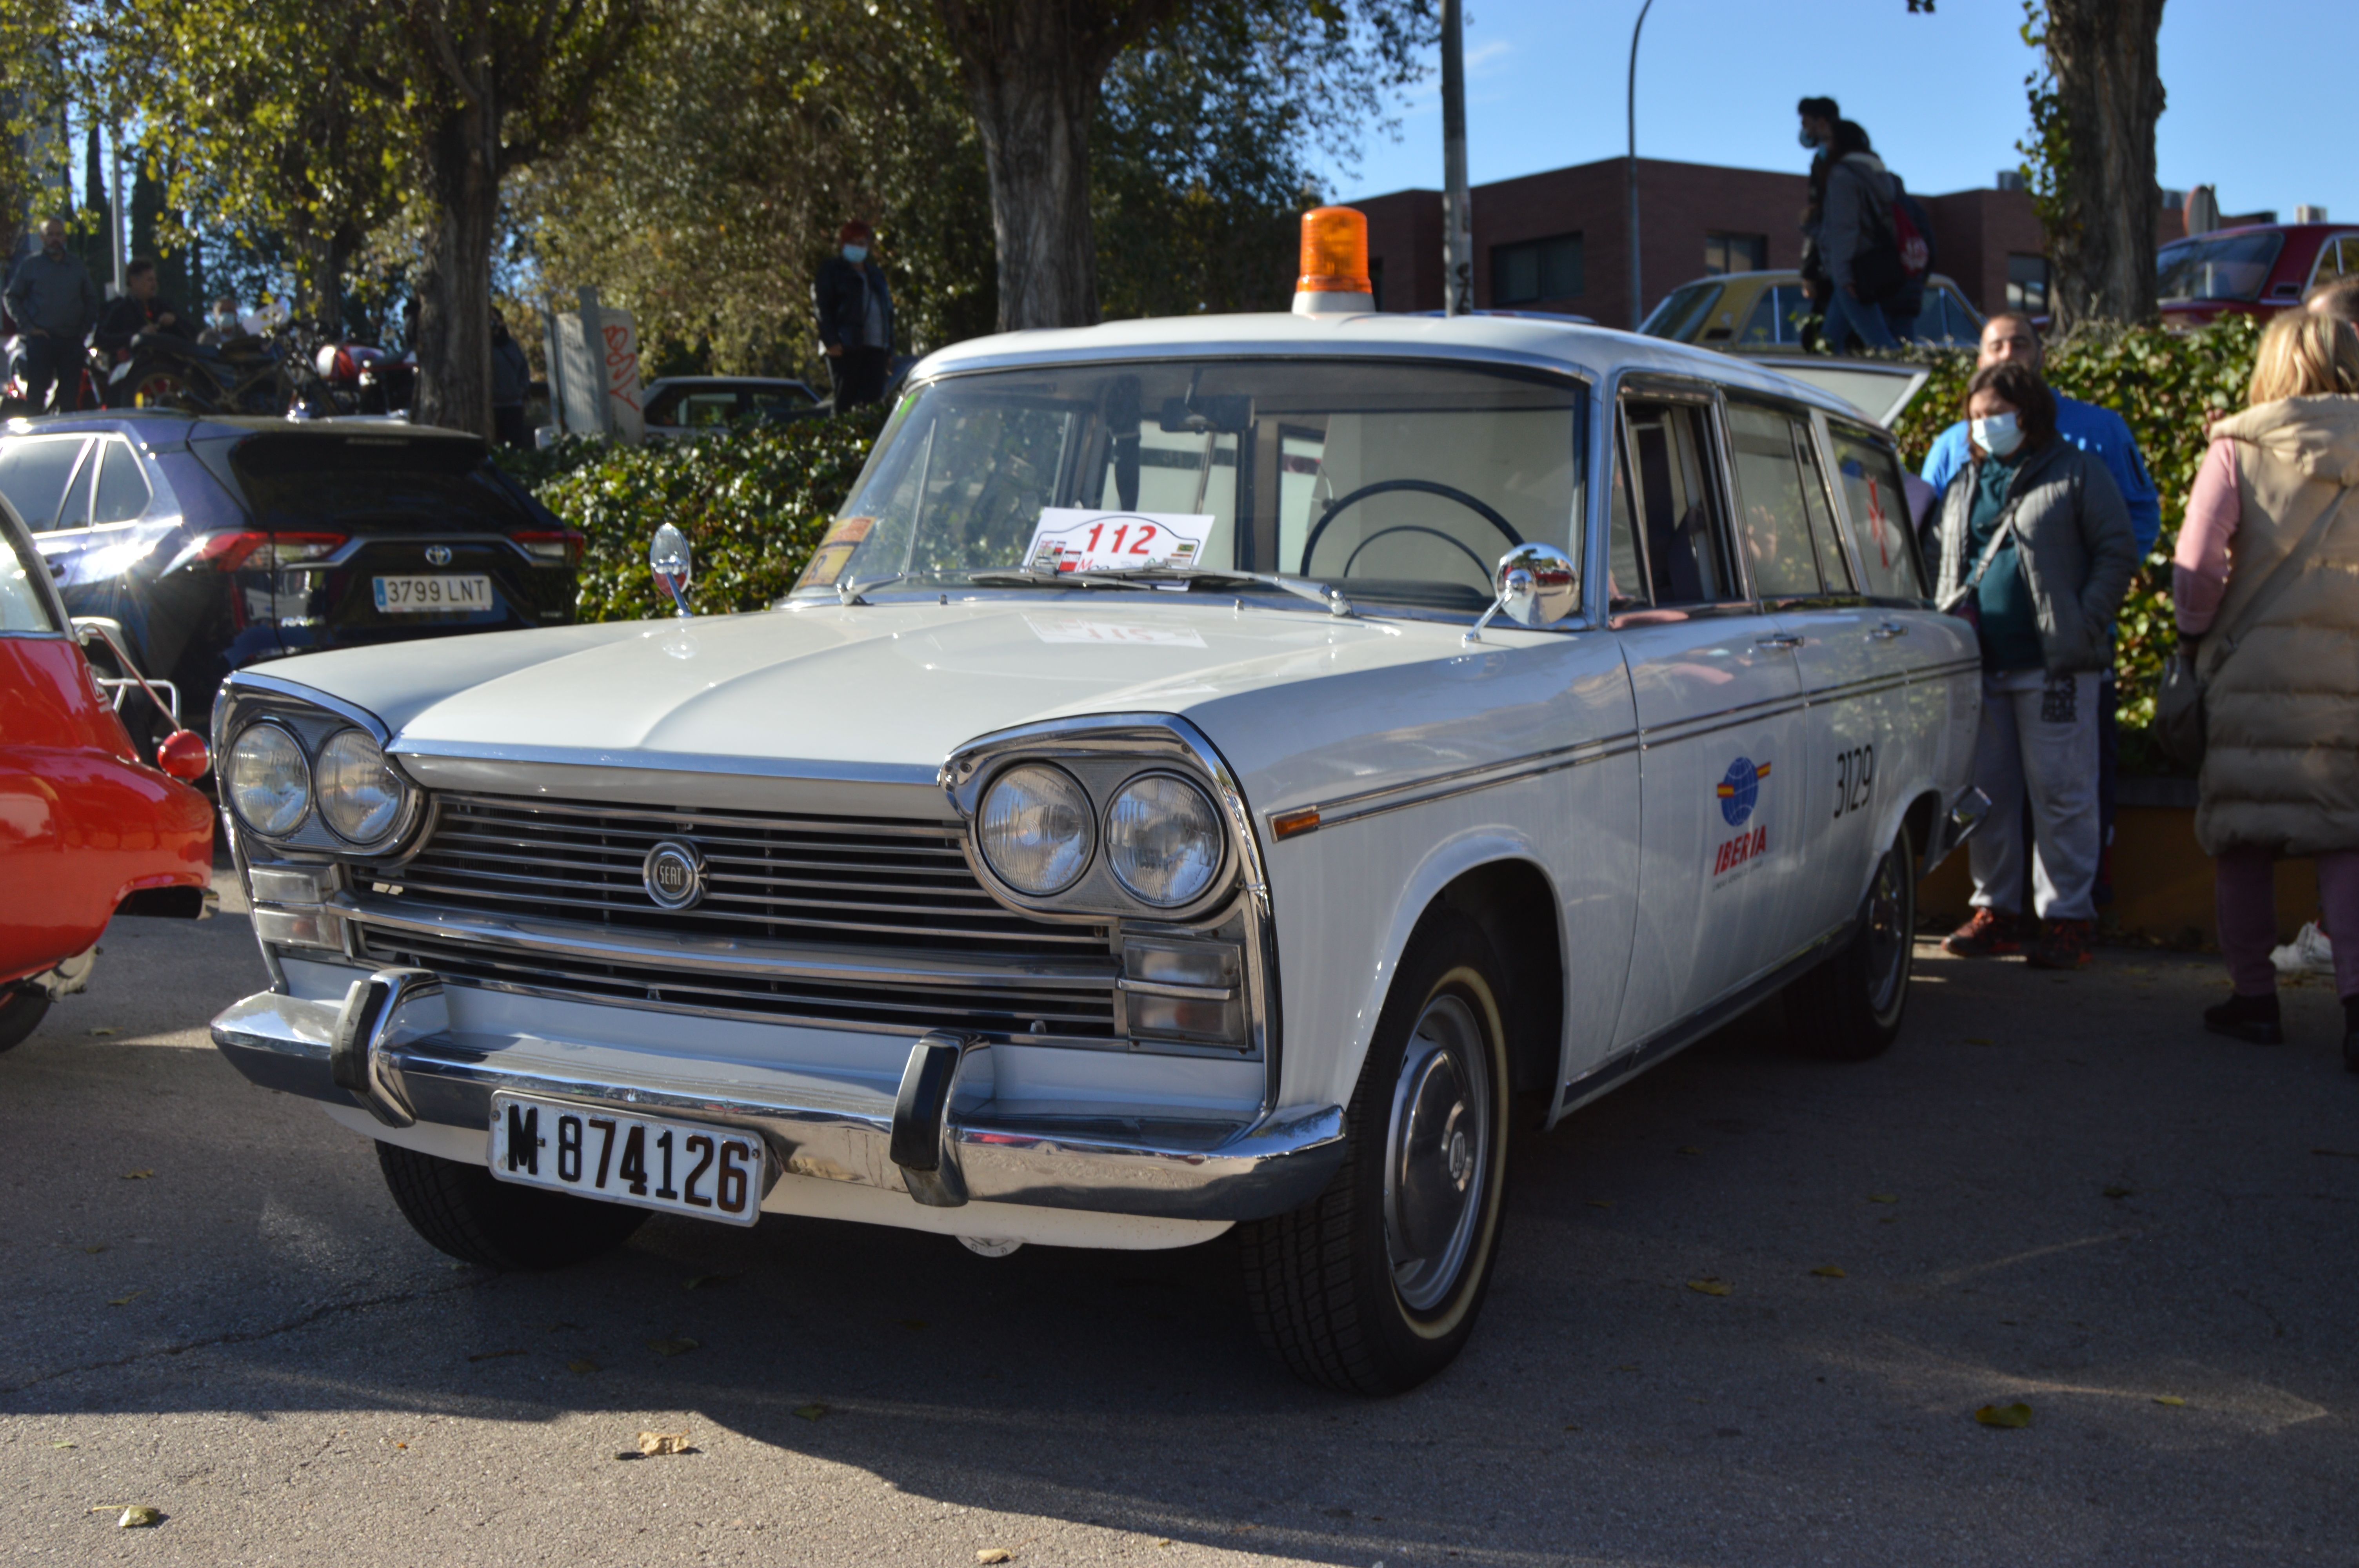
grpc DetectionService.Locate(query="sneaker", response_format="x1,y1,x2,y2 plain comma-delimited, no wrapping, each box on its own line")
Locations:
1943,908,2023,958
2204,990,2284,1045
2027,918,2094,971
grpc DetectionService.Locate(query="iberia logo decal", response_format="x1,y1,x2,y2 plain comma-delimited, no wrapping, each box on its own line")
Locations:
1713,757,1772,876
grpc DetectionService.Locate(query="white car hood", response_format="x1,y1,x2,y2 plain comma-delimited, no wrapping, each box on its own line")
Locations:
265,598,1474,782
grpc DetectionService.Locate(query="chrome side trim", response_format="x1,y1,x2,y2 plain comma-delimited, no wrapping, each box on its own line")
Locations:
207,987,1343,1222
392,755,952,821
219,669,395,746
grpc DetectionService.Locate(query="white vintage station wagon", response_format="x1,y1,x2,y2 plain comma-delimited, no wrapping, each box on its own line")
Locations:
210,213,1985,1394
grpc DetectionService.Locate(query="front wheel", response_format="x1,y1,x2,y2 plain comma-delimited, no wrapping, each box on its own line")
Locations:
376,1142,649,1269
1239,910,1512,1395
1785,823,1916,1060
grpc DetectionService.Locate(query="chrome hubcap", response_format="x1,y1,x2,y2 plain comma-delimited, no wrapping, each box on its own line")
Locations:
1383,992,1493,1314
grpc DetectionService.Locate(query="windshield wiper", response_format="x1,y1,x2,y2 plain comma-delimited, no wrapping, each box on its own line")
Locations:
972,562,1357,617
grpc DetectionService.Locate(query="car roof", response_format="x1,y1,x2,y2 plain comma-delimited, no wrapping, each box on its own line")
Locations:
913,310,1871,426
2164,222,2355,246
643,376,817,392
0,410,483,452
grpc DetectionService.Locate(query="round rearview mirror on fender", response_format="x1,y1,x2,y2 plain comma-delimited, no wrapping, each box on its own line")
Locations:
649,523,694,616
1495,543,1576,628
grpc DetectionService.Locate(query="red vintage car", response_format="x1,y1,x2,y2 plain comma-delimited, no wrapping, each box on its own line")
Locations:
2159,222,2359,328
1,496,215,1050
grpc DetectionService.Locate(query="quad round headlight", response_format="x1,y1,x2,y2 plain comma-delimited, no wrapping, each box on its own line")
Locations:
315,728,406,844
1105,773,1223,907
225,723,311,837
978,764,1094,896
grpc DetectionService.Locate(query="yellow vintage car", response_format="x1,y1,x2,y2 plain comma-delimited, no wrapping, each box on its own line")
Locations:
1641,269,1984,349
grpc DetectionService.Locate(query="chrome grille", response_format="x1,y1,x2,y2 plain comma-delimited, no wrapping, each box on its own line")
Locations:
381,793,1107,953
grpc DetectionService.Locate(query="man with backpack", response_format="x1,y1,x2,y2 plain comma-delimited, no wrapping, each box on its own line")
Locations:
1816,121,1931,353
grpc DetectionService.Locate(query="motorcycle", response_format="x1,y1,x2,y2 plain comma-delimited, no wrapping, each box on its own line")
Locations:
105,327,298,416
311,336,415,416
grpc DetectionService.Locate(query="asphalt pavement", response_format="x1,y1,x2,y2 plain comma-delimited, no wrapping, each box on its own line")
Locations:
3,870,2355,1566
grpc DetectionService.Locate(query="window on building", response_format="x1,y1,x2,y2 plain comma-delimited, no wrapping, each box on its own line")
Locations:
2007,254,2050,314
1491,233,1583,304
1705,232,1768,276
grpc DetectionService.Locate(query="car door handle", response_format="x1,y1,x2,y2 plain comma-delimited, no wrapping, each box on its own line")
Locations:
1755,633,1803,650
1868,621,1908,641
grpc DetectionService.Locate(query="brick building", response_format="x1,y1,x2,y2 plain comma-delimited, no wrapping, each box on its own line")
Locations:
1354,155,2189,327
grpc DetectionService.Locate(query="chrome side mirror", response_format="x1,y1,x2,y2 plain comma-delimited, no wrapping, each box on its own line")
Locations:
649,523,693,617
1464,543,1577,643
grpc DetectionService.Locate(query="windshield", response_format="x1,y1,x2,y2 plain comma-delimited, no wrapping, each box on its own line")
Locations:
799,358,1587,614
1639,282,1721,341
2157,231,2284,302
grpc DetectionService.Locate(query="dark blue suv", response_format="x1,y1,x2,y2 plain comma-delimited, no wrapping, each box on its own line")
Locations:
0,412,581,764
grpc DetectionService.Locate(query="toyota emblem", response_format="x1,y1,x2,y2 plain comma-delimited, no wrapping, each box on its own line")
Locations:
424,544,453,566
642,840,706,910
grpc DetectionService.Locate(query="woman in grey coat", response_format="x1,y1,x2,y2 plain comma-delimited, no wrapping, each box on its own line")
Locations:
1933,361,2138,971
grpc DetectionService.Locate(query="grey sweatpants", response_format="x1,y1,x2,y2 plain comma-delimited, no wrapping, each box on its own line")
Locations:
1968,668,2103,922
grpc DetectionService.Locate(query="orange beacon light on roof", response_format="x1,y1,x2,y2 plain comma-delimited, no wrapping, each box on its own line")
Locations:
1293,207,1374,315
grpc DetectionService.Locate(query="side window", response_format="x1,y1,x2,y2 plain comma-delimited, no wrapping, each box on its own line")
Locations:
1621,399,1732,605
1725,400,1822,599
1827,426,1925,600
0,521,61,632
1794,421,1855,593
55,441,98,531
1606,438,1645,607
0,437,91,532
91,439,153,525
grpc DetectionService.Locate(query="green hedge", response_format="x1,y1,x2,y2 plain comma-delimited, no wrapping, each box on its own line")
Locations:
1889,315,2263,776
500,407,889,621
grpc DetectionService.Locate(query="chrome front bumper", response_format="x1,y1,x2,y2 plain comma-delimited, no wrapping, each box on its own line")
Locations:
210,976,1345,1223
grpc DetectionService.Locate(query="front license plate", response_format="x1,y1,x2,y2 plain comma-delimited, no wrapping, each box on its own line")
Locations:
373,573,493,613
487,1093,766,1226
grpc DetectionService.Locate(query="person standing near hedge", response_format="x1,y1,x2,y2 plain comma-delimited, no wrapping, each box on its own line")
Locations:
2171,312,2359,1062
814,220,894,409
1935,361,2139,971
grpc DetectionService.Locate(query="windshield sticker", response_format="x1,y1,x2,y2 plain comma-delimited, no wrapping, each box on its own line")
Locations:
1023,509,1211,575
1023,614,1208,649
1712,757,1772,879
798,515,876,589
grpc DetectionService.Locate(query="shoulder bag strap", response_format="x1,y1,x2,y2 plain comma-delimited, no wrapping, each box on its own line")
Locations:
1937,484,2019,613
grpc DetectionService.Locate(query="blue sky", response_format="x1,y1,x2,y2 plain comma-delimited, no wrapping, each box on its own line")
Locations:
1330,0,2354,225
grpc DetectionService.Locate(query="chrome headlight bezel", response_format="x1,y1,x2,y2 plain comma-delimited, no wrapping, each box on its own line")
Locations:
212,678,425,860
976,762,1097,896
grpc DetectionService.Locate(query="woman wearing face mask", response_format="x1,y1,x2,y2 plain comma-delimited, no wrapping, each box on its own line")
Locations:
2172,312,2359,1060
813,220,894,409
1933,361,2139,971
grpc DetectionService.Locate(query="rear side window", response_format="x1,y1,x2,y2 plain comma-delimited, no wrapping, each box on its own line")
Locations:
92,439,153,524
1725,400,1824,599
0,436,90,532
1827,426,1925,601
216,432,540,533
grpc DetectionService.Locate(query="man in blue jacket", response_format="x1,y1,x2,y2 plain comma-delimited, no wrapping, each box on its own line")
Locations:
1922,309,2159,913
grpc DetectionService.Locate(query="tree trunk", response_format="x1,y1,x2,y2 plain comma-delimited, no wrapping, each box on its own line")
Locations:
411,103,499,440
291,231,343,332
2039,0,2168,329
932,0,1180,332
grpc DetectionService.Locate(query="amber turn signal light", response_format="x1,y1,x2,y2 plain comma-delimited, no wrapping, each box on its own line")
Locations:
1296,207,1371,295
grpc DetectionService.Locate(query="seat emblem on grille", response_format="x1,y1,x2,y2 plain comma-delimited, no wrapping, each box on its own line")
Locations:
425,544,453,566
642,840,706,910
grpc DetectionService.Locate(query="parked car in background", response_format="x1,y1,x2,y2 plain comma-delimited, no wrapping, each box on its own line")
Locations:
205,235,1985,1396
2157,223,2359,328
0,413,582,768
1641,269,1985,350
640,376,823,441
1,495,214,1051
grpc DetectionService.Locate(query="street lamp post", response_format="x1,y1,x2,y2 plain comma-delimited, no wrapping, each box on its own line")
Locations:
1626,0,1656,331
1441,0,1472,316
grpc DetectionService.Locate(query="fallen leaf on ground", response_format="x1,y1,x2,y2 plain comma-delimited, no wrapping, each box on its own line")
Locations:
647,1337,699,1357
50,1441,75,1449
1963,1036,1994,1045
978,1550,1014,1564
2154,1395,2186,1407
1867,1193,1898,1204
1562,1423,1580,1432
106,1291,144,1307
116,1506,161,1528
2102,1184,2135,1198
1587,1200,1614,1209
793,1403,827,1421
466,1348,525,1363
1676,1145,1703,1155
568,1359,599,1374
120,1170,153,1181
1810,1265,1847,1278
88,1028,117,1038
1974,1401,2033,1428
636,1431,692,1456
1686,1278,1732,1297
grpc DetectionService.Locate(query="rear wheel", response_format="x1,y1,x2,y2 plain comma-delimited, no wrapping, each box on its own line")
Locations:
1239,910,1512,1395
1786,824,1916,1061
0,986,51,1053
128,366,195,411
376,1142,648,1269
